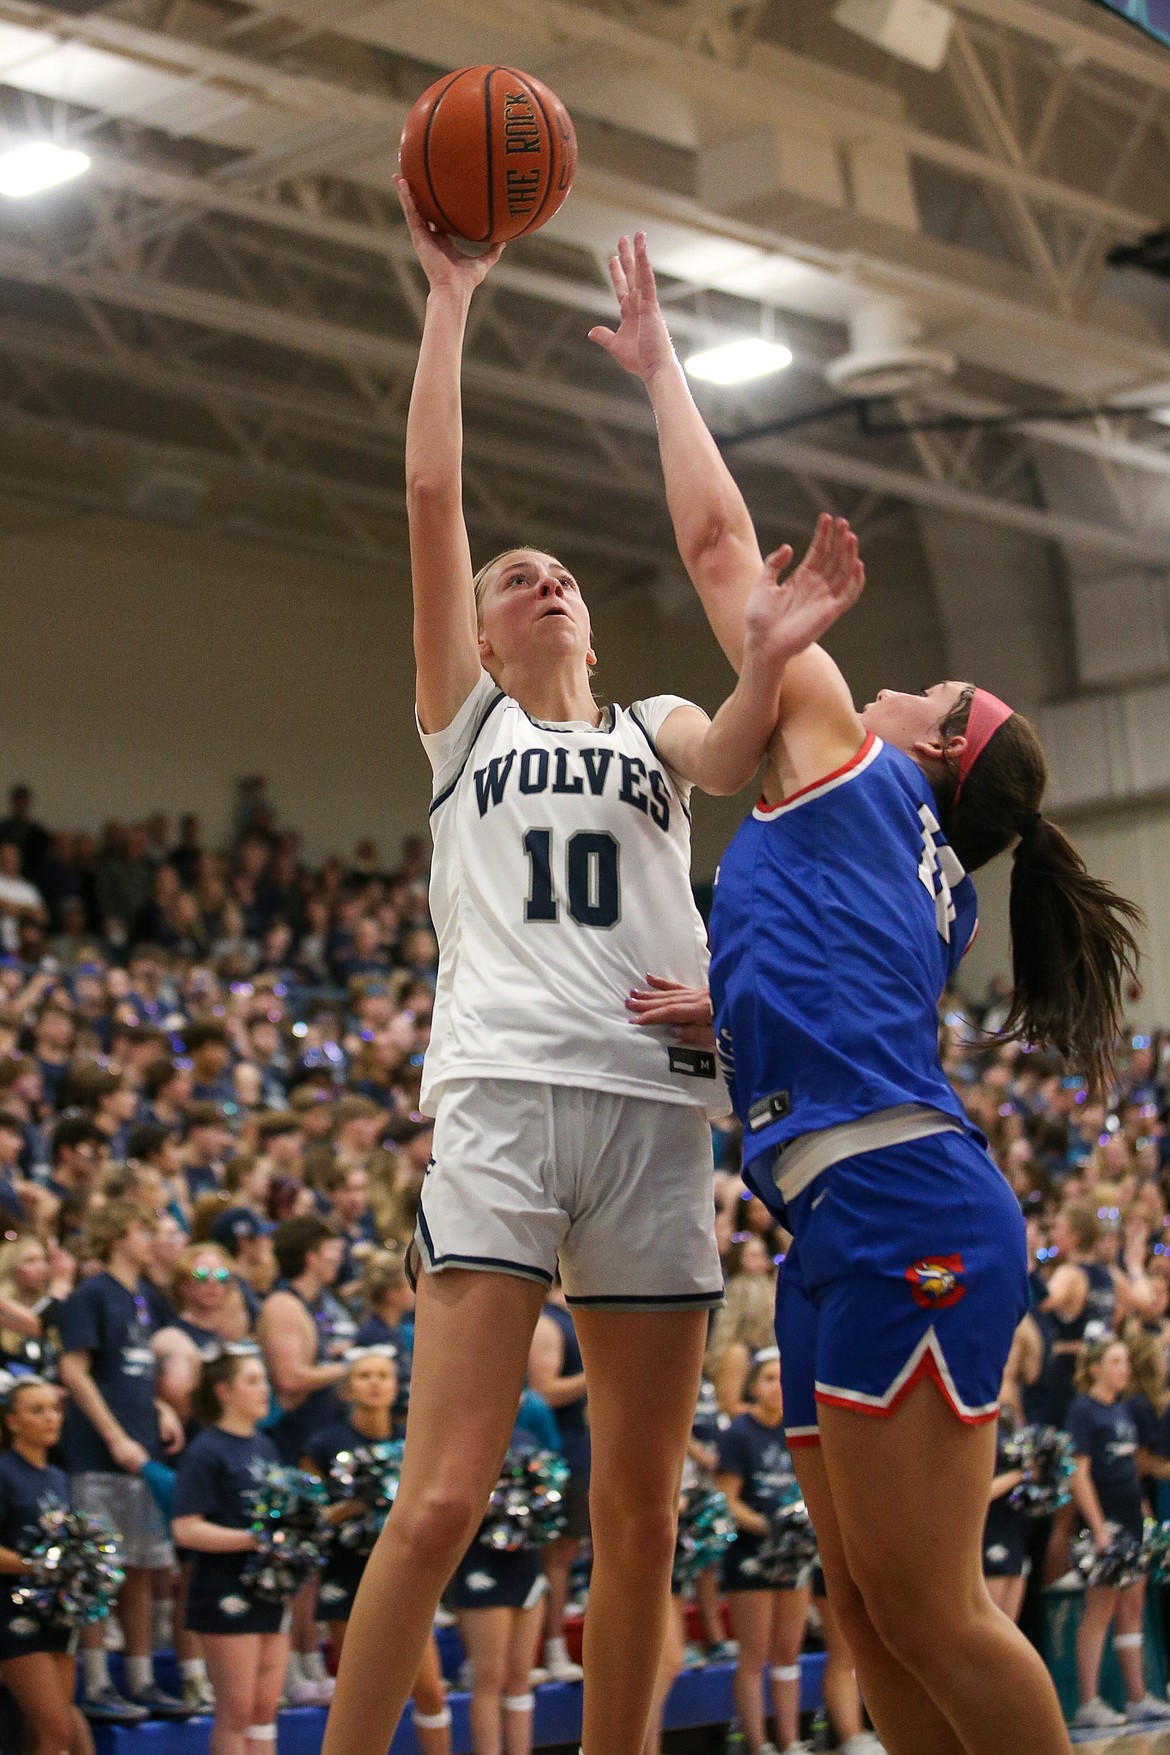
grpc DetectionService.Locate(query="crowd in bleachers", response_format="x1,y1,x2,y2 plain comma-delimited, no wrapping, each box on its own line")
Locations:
0,774,1166,1752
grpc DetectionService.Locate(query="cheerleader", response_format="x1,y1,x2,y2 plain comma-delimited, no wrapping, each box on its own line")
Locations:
301,1348,451,1755
0,1376,94,1755
1067,1336,1170,1734
716,1349,810,1755
982,1403,1030,1627
170,1348,290,1755
452,1398,562,1755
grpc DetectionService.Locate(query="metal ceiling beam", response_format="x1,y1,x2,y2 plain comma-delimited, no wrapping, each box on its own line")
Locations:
950,0,1170,97
0,218,1161,561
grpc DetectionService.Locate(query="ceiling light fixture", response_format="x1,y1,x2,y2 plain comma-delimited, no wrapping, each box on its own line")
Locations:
684,338,793,386
0,142,90,198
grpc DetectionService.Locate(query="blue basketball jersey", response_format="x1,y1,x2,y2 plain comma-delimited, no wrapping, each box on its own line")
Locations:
708,733,978,1174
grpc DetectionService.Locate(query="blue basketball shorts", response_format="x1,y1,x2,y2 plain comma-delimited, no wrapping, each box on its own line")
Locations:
773,1130,1028,1446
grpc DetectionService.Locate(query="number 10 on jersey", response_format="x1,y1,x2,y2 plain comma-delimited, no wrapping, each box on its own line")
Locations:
524,829,621,929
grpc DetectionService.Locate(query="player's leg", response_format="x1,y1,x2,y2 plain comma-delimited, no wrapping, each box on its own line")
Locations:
323,1268,547,1755
793,1442,966,1755
571,1305,708,1755
778,1242,965,1755
819,1385,1072,1755
640,1597,686,1755
815,1588,864,1746
1112,1578,1147,1707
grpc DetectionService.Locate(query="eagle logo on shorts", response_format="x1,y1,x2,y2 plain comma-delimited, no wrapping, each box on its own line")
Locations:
904,1254,966,1310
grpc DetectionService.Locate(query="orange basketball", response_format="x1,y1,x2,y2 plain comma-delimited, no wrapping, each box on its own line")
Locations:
399,65,577,246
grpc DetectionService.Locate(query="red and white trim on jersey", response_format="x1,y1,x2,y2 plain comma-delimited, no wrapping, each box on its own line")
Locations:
753,733,881,822
814,1327,999,1427
785,1425,821,1449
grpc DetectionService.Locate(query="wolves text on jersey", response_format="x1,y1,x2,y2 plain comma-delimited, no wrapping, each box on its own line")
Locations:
473,744,672,832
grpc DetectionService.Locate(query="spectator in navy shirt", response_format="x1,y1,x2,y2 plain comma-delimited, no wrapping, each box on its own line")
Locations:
171,1348,289,1755
0,1114,28,1227
0,1375,94,1755
58,1201,188,1725
184,1025,235,1106
1068,1337,1170,1734
182,1102,234,1208
140,1056,194,1137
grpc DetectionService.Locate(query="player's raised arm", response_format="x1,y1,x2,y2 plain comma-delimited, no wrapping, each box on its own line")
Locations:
653,538,864,796
395,175,504,733
590,232,763,671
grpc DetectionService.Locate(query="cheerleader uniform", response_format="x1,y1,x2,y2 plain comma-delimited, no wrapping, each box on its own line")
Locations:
982,1415,1030,1580
717,1413,799,1592
0,1450,72,1659
451,1422,552,1614
1066,1394,1144,1545
302,1418,393,1623
172,1426,284,1634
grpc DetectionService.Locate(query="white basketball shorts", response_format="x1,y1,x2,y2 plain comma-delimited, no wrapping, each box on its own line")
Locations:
415,1078,724,1310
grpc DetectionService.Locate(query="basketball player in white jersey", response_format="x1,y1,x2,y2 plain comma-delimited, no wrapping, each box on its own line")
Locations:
321,178,863,1755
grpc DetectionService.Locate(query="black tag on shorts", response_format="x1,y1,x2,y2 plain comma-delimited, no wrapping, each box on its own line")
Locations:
669,1046,718,1080
748,1089,791,1131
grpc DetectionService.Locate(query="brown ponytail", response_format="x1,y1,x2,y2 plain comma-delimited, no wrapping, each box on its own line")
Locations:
936,700,1142,1091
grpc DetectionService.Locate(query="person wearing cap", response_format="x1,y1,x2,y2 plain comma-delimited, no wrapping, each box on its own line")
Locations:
210,1206,275,1328
623,486,1139,1746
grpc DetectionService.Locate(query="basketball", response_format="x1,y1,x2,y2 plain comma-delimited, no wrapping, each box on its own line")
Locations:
398,65,577,246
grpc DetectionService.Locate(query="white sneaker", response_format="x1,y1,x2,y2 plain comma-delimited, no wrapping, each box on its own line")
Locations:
839,1737,885,1754
1127,1694,1170,1723
543,1640,584,1684
283,1677,326,1709
1072,1698,1127,1730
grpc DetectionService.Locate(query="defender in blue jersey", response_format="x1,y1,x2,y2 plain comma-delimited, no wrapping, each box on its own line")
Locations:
611,249,1138,1755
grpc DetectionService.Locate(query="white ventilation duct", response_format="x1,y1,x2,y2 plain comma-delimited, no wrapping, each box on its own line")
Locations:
824,297,956,398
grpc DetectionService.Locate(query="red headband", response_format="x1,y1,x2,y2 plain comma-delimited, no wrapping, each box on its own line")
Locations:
953,688,1013,802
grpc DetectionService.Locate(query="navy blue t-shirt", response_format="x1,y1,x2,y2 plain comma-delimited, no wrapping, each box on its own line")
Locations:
59,1273,161,1473
1067,1393,1143,1526
172,1426,279,1609
717,1414,796,1519
0,1450,69,1561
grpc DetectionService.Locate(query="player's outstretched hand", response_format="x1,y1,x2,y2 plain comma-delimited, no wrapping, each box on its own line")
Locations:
394,174,505,296
588,232,676,385
744,515,865,671
626,975,715,1047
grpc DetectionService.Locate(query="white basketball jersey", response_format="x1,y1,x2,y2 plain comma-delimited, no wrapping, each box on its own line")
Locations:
419,670,726,1116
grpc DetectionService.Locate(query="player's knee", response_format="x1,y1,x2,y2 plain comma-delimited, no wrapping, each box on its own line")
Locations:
590,1490,676,1575
393,1484,481,1569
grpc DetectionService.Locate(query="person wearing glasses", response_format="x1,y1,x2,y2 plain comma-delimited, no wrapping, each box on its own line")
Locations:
57,1201,189,1724
171,1348,290,1755
155,1242,249,1715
